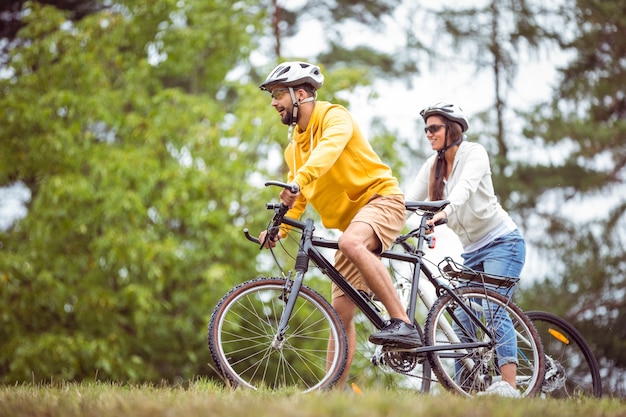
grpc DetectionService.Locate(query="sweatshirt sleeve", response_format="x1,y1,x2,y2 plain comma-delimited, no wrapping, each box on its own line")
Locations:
293,106,352,189
444,144,490,217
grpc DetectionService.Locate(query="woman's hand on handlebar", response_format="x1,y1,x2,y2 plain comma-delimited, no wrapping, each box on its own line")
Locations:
259,229,283,248
426,211,448,233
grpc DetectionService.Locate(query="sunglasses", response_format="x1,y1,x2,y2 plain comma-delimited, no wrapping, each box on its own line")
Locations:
424,124,446,134
270,88,290,100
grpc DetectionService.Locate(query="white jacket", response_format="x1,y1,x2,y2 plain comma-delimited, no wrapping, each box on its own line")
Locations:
405,141,516,252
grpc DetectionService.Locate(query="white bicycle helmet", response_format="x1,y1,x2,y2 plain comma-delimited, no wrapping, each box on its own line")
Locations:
420,102,469,132
259,61,324,91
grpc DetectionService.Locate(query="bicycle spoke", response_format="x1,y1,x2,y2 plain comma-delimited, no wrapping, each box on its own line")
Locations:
424,287,544,397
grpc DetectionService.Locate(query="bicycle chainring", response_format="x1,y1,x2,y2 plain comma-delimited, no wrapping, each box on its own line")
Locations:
380,350,419,373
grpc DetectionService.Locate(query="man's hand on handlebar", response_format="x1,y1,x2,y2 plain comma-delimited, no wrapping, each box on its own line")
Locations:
279,182,300,208
255,181,299,248
259,229,283,248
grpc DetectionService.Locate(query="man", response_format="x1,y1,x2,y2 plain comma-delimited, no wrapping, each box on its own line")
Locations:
257,61,421,386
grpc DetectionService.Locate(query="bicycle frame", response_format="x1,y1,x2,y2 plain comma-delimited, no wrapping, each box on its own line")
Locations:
388,225,539,388
246,203,498,358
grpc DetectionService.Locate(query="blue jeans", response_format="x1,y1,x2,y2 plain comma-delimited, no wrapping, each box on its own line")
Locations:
454,230,526,368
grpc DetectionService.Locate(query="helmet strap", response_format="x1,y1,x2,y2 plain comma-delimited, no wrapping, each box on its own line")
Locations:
289,87,315,136
288,87,298,127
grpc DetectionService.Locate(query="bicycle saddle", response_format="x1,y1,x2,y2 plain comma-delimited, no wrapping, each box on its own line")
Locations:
405,200,450,213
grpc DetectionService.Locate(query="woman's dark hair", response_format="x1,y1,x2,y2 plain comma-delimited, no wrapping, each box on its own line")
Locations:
429,120,463,201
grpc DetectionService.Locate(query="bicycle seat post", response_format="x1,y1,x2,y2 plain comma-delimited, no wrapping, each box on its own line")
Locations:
415,213,434,255
401,212,430,323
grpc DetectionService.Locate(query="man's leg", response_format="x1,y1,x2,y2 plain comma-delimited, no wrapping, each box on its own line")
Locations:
338,221,421,348
338,221,409,322
328,295,357,387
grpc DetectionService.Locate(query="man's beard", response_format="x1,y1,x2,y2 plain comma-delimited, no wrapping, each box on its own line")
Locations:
280,109,294,126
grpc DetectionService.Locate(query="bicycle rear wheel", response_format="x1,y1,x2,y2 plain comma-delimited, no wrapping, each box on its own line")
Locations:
424,287,545,397
208,277,348,392
527,310,602,398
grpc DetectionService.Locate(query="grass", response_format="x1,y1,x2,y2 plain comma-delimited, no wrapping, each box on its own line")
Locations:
0,379,625,417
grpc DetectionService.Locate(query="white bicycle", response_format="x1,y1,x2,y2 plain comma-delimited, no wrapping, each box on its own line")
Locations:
355,221,601,398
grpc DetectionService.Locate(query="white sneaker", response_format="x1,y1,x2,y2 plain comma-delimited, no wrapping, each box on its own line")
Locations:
479,381,521,398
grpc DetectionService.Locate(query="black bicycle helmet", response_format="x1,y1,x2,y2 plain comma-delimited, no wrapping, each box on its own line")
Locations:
420,102,469,132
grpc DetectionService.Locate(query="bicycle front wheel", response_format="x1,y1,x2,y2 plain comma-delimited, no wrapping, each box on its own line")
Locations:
424,287,545,397
527,310,602,398
208,277,348,392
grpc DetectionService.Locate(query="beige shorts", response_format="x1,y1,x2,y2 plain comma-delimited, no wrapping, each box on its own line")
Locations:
331,194,405,300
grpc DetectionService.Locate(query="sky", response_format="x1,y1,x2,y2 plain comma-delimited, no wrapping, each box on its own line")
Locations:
0,182,30,231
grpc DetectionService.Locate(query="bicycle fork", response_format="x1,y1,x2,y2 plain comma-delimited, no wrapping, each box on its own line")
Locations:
271,220,313,349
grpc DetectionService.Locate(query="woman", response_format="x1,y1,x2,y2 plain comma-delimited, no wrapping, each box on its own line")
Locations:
405,102,526,397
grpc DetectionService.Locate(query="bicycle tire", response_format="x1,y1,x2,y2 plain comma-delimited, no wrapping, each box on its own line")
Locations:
424,287,545,397
208,277,348,392
526,310,602,398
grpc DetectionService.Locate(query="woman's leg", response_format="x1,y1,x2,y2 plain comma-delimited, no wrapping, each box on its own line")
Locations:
462,230,526,388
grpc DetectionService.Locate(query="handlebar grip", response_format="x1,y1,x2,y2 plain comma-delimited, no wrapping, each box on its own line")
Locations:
244,228,260,244
288,183,300,194
265,180,299,194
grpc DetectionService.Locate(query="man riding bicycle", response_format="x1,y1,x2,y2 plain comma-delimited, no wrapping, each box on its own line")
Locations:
257,61,421,387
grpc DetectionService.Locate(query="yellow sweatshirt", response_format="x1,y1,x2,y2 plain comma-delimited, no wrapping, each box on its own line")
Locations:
285,101,402,231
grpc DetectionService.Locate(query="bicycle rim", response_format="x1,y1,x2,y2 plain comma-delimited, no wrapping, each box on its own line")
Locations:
424,287,544,397
527,310,602,398
208,278,348,392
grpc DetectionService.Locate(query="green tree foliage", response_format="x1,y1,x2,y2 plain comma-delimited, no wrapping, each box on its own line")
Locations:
426,0,563,206
0,0,280,383
516,0,626,396
0,0,415,385
407,0,624,396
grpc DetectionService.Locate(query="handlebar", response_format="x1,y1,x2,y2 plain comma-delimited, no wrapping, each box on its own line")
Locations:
245,181,449,253
244,181,300,249
264,180,300,194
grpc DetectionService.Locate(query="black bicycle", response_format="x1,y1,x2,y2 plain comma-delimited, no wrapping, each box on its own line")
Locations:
208,181,545,395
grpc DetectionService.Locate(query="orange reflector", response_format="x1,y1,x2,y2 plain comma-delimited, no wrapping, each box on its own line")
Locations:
351,383,363,395
548,328,570,345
